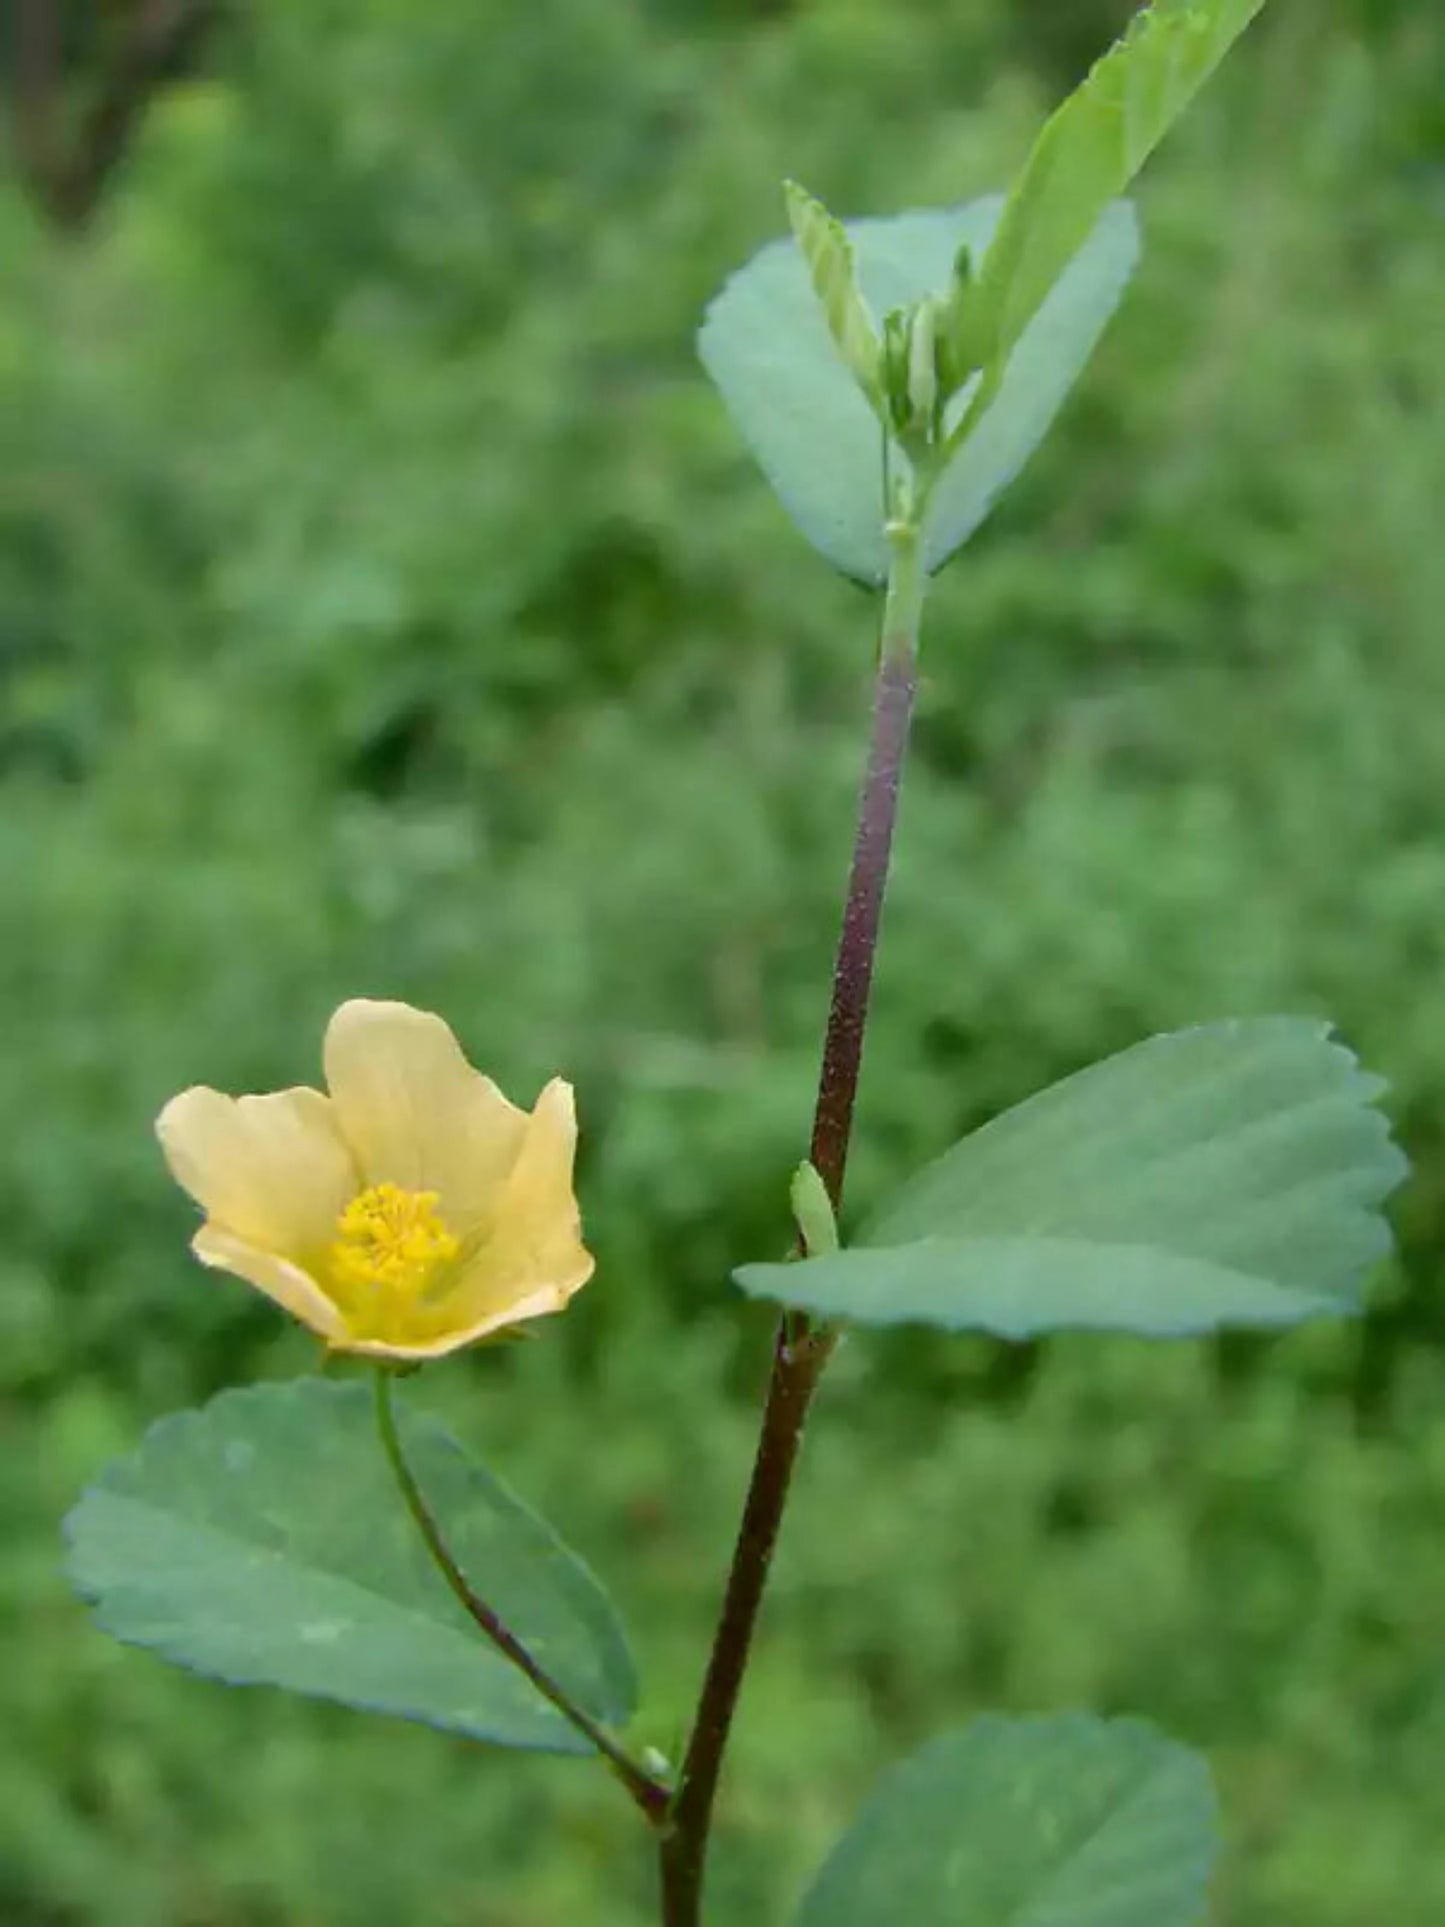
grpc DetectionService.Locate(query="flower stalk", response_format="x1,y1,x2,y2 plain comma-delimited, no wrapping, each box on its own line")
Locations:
658,517,928,1923
372,1369,672,1826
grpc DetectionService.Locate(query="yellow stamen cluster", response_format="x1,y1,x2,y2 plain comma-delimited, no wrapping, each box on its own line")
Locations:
331,1183,460,1306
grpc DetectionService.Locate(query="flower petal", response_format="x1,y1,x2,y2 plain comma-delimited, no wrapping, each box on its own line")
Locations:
157,1086,357,1263
323,1000,528,1232
333,1281,572,1361
435,1078,594,1344
192,1224,347,1342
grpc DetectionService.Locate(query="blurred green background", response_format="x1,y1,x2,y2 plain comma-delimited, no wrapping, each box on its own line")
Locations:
4,0,1445,1920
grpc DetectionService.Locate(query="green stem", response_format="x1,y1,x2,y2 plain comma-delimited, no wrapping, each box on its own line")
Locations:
371,1369,671,1826
657,521,928,1924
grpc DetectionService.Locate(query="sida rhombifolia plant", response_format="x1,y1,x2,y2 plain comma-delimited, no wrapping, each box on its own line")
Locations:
63,4,1408,1922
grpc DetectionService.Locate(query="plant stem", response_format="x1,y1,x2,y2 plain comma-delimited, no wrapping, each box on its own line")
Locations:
810,523,926,1203
658,523,927,1924
372,1368,672,1826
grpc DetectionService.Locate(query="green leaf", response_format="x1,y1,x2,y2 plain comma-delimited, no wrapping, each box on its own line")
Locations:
736,1019,1405,1338
63,1379,637,1753
924,201,1135,573
784,180,884,409
795,1714,1218,1927
700,197,1137,584
965,0,1268,385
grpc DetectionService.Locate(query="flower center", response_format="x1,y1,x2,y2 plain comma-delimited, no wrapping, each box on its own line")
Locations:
330,1183,460,1308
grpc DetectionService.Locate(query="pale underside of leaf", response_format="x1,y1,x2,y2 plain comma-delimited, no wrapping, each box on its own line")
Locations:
736,1234,1342,1339
699,197,1137,584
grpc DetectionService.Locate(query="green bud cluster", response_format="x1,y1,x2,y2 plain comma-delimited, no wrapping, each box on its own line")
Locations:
879,242,980,454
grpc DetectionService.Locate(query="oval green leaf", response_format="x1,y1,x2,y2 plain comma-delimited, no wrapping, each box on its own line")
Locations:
699,197,1137,585
737,1019,1405,1338
796,1714,1218,1927
64,1378,637,1753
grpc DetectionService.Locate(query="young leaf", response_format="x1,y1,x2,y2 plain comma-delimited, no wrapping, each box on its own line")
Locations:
64,1379,637,1752
700,198,1136,584
736,1019,1405,1338
784,180,884,410
932,240,977,397
795,1714,1218,1927
964,0,1268,385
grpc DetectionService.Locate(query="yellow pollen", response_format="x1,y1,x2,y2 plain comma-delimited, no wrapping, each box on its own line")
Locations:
331,1183,460,1302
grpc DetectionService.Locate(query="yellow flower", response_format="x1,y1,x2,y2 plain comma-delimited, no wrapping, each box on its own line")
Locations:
156,999,594,1360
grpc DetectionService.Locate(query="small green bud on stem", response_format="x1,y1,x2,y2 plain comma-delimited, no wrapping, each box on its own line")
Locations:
790,1160,841,1258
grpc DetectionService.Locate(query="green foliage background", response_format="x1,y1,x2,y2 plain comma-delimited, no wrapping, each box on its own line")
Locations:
4,0,1445,1920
